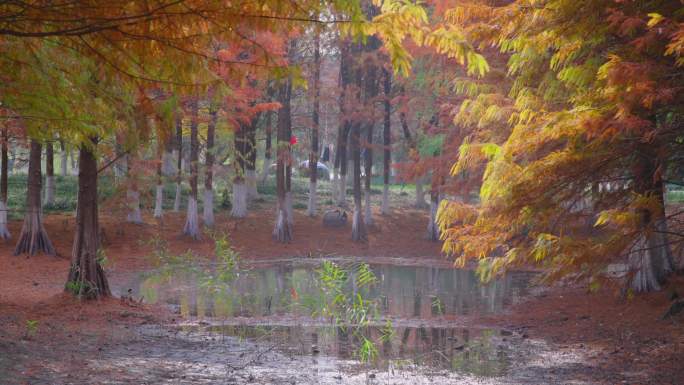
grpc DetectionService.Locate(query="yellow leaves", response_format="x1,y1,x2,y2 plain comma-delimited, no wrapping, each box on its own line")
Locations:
531,233,558,262
593,209,634,228
370,0,488,77
436,200,478,230
550,40,581,71
451,140,500,176
665,23,684,66
424,27,489,76
646,13,664,28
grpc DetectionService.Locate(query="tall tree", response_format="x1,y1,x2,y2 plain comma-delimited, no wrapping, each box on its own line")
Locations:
245,119,259,201
273,56,294,242
335,38,352,208
66,138,110,299
350,41,367,242
173,116,183,212
59,140,68,177
261,110,273,183
204,107,217,227
14,140,55,255
44,140,55,206
231,124,248,218
381,68,392,215
308,27,321,217
363,54,380,226
183,100,200,239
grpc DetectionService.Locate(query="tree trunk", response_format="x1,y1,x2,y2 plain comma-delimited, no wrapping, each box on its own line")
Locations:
125,153,143,224
273,52,293,242
14,140,55,256
350,46,366,242
381,69,392,215
261,111,272,183
183,101,200,239
628,146,673,292
336,39,352,208
66,140,110,299
113,143,127,180
0,127,10,239
245,119,259,201
162,133,176,176
231,126,248,218
153,145,164,219
427,191,442,241
285,126,294,225
399,110,426,209
308,30,321,217
45,141,55,206
351,121,366,242
173,116,183,212
336,128,349,207
363,62,377,227
204,108,217,227
60,140,68,177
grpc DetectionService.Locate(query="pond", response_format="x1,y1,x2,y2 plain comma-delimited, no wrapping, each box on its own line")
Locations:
114,255,542,383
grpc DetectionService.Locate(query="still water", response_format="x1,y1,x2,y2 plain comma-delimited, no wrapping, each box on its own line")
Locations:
123,258,536,380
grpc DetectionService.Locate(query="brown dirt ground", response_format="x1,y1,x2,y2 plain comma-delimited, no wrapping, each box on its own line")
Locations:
1,208,683,383
482,277,684,384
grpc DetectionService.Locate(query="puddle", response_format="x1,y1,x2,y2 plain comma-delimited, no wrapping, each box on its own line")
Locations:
127,259,534,320
111,257,546,383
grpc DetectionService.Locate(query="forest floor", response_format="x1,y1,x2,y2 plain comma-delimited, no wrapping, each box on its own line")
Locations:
0,206,683,384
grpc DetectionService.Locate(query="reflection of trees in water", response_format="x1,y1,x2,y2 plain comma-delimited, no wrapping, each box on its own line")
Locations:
139,261,531,320
198,323,509,376
136,259,524,375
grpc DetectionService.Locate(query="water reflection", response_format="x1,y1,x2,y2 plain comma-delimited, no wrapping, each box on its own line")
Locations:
137,261,533,320
198,324,511,377
131,259,533,378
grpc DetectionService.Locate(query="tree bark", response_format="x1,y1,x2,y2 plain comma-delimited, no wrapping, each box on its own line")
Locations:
351,43,366,242
308,29,321,217
628,146,673,292
285,113,294,225
113,142,127,180
183,100,200,239
261,111,272,183
125,153,143,224
335,39,352,208
351,119,366,242
173,116,183,212
14,140,55,256
427,190,442,241
363,61,377,227
231,124,248,218
204,108,217,227
66,139,110,299
399,110,427,209
273,51,293,242
0,127,10,239
45,141,55,206
153,142,164,219
60,140,68,177
381,68,392,215
245,118,259,201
